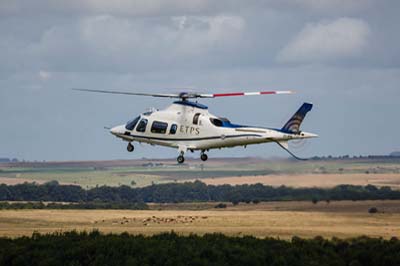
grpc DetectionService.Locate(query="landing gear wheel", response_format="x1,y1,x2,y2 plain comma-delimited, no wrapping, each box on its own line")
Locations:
200,153,208,161
127,143,134,152
177,155,185,164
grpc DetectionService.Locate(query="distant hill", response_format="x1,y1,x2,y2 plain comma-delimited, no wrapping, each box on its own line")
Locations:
390,151,400,157
0,158,18,163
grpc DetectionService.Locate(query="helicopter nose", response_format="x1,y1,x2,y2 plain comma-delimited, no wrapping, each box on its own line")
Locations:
110,125,123,136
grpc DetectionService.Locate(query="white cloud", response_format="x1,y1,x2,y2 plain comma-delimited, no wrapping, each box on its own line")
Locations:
173,15,245,55
277,18,370,63
23,14,245,72
38,70,51,81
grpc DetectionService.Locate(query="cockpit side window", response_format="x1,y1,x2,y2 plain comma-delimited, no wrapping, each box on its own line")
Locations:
136,118,148,132
193,113,201,125
125,116,140,130
170,124,177,134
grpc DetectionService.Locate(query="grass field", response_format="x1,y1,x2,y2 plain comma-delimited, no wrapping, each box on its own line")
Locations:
1,157,400,188
194,173,400,188
1,200,399,239
1,159,399,243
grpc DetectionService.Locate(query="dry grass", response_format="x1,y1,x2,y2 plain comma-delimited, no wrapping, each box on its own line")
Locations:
1,201,399,239
0,177,47,185
193,173,400,189
149,200,400,213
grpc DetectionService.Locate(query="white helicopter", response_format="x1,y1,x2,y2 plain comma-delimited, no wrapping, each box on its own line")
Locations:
74,89,317,163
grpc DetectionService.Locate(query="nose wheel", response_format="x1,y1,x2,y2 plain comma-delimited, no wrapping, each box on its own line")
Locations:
127,143,134,152
200,153,208,161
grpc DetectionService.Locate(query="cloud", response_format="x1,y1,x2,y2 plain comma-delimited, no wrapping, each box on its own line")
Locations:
292,0,374,12
277,18,370,63
0,0,376,18
6,14,245,73
0,0,220,17
38,70,51,81
172,15,245,55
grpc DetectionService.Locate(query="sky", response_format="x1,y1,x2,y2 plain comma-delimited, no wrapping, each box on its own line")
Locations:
1,0,399,161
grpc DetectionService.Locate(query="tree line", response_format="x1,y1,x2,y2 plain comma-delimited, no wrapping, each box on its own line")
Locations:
0,231,399,266
0,180,399,204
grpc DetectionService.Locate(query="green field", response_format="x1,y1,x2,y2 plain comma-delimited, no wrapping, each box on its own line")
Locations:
0,157,399,188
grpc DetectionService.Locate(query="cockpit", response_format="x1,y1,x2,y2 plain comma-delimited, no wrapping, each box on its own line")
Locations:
125,116,140,130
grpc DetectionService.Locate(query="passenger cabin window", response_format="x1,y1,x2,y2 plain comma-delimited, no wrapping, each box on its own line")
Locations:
193,113,201,125
151,121,168,134
136,119,148,132
170,124,177,134
125,116,140,130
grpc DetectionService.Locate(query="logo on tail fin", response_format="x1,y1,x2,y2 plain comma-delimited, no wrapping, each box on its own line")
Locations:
281,103,313,133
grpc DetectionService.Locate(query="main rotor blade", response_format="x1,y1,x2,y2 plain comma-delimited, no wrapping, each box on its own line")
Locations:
72,88,180,98
198,90,294,98
72,88,294,99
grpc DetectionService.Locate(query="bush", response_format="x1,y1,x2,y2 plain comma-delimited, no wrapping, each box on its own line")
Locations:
0,232,399,266
326,199,331,204
214,203,227,208
368,207,378,214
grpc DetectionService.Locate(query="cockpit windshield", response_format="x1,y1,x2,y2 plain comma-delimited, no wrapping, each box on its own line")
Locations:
125,116,140,130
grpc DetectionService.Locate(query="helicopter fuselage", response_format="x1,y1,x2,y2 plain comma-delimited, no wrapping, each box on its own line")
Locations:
110,101,317,156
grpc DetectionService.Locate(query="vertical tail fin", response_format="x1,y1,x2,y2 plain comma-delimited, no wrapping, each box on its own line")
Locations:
281,103,313,133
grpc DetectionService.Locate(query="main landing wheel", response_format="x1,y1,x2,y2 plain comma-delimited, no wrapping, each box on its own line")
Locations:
177,155,185,164
127,143,134,152
200,153,208,161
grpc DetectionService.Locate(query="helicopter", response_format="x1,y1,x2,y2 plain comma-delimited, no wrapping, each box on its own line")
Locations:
74,89,318,163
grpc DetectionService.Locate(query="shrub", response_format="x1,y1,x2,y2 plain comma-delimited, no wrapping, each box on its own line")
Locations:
214,203,227,209
368,207,378,214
